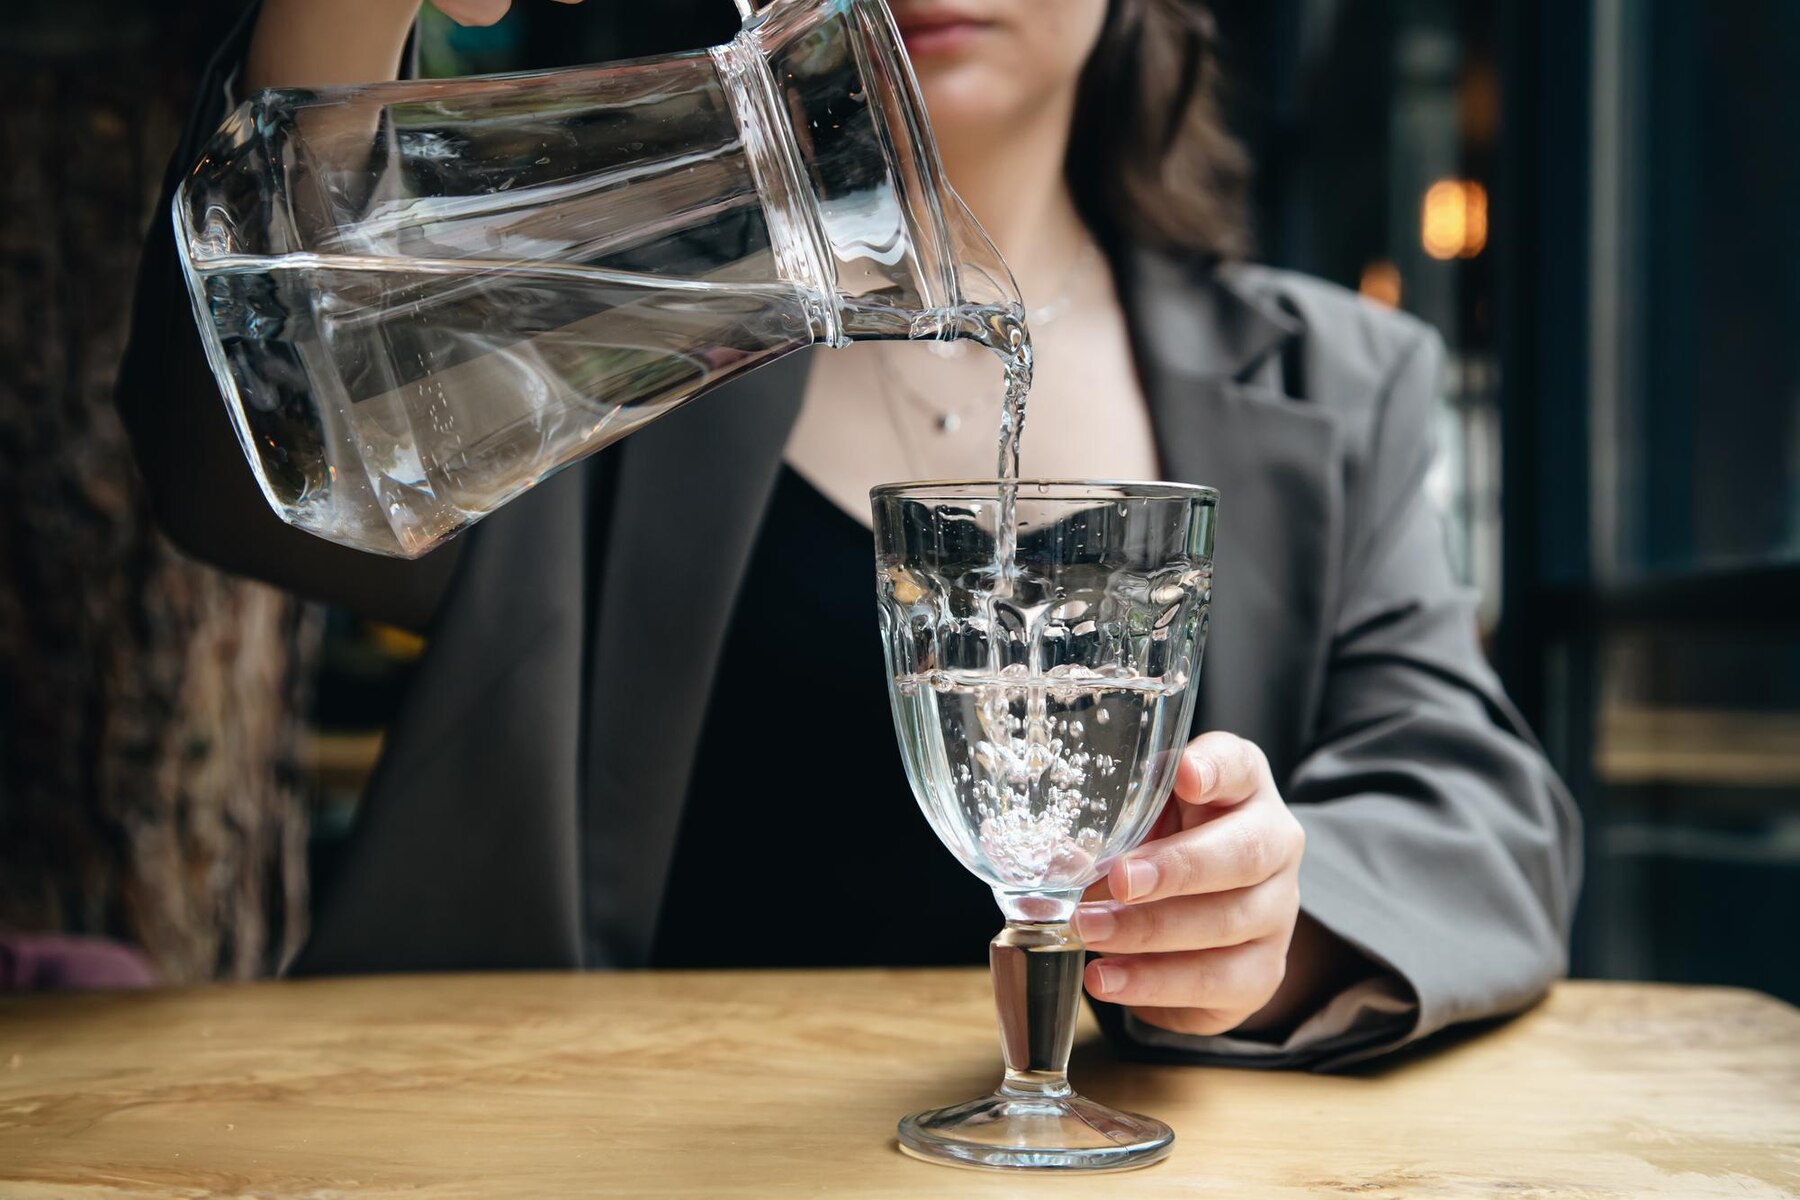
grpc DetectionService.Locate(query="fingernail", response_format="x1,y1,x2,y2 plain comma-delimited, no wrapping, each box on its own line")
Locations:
1074,903,1116,943
1089,960,1126,997
1120,858,1157,901
1187,750,1218,794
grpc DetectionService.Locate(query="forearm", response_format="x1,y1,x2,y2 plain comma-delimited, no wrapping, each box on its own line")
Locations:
246,0,418,91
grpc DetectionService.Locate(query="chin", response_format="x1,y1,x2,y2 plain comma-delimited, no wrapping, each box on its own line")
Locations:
912,66,1025,143
893,0,1104,147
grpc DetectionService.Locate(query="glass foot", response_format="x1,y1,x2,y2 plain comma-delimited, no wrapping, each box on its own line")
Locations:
897,1090,1173,1171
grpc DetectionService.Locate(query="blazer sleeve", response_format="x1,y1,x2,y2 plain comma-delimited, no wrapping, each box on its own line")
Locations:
1101,326,1582,1070
114,1,459,631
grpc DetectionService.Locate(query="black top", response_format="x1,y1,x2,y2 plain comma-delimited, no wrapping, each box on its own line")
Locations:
652,467,993,968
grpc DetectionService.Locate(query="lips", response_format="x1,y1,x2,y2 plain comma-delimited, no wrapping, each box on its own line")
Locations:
893,8,994,56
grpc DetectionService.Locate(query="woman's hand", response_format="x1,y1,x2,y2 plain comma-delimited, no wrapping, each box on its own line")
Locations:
1074,731,1306,1037
246,0,587,92
431,0,585,27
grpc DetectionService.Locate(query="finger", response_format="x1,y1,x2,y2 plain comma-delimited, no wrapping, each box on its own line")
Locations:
1128,1005,1255,1038
1083,799,1180,901
431,0,513,27
1074,877,1295,954
1173,731,1269,808
1105,805,1302,902
1145,792,1185,841
1083,940,1287,1013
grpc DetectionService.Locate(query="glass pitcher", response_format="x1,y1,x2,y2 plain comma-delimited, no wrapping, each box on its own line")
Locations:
174,0,1020,557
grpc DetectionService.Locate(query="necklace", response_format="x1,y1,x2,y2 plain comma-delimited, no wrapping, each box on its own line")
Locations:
885,238,1097,433
1024,239,1099,328
876,371,937,479
877,363,991,435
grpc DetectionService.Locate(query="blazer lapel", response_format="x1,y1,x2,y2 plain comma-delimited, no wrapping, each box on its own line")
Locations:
1117,249,1344,779
581,351,810,967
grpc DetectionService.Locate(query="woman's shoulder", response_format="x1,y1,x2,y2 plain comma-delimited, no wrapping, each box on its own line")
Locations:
1120,246,1445,421
1212,261,1443,397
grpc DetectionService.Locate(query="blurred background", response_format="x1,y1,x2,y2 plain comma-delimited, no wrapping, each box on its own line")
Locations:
2,0,1795,997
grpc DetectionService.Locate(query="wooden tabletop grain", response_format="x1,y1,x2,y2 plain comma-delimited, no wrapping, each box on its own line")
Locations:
1,971,1795,1198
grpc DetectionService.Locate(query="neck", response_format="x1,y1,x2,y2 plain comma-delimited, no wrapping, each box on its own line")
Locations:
934,104,1090,311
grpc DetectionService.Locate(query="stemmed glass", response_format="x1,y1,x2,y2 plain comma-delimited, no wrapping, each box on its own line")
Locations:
871,479,1216,1171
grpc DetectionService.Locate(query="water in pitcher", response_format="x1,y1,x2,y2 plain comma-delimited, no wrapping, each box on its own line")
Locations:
200,253,806,556
198,246,1030,558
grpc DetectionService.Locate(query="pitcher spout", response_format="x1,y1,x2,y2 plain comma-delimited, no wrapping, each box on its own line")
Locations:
723,0,1024,345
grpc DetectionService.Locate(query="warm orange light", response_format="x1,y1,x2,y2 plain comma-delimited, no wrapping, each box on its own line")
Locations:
1421,179,1488,260
1358,259,1403,308
363,622,424,661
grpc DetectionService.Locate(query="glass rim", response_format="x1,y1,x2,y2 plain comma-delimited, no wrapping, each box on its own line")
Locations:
869,479,1218,504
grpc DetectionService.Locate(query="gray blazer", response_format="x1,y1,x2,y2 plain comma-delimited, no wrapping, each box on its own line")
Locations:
117,14,1580,1070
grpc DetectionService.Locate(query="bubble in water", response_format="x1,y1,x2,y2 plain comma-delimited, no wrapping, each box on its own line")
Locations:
892,662,1185,888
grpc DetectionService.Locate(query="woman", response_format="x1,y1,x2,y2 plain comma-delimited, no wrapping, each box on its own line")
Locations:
117,0,1579,1068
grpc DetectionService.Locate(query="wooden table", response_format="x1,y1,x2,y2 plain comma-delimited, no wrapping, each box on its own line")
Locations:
2,971,1795,1198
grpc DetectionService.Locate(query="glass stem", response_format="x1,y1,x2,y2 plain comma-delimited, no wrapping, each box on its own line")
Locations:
989,920,1085,1099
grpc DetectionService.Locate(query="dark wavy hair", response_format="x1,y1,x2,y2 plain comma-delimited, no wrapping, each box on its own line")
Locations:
1066,0,1252,261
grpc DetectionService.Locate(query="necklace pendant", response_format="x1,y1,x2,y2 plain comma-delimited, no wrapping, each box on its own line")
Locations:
937,412,961,434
